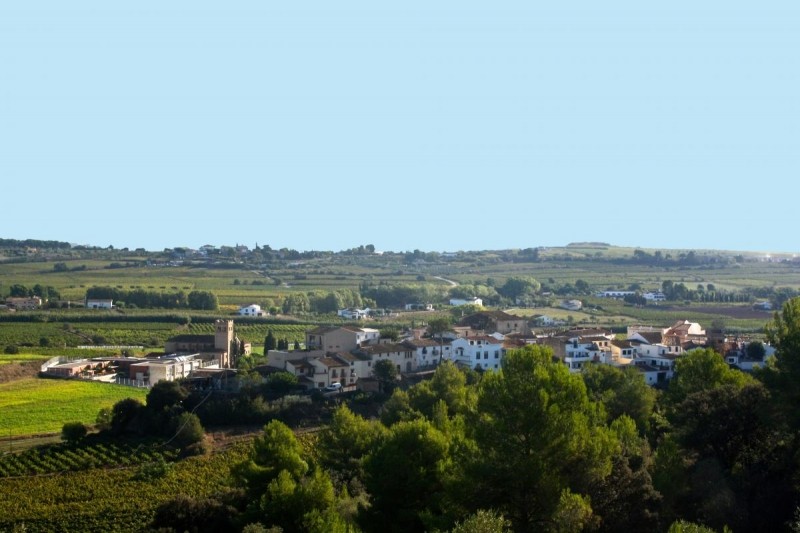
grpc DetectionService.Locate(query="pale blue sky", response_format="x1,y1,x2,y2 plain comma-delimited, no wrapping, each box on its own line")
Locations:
2,2,798,253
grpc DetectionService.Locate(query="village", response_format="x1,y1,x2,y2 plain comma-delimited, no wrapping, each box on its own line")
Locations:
41,308,774,392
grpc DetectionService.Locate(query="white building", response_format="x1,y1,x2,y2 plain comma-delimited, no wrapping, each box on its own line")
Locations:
559,299,583,311
449,297,483,307
596,291,636,298
129,354,205,385
402,338,452,369
643,292,666,302
238,304,265,316
450,336,505,371
86,299,113,309
337,308,370,320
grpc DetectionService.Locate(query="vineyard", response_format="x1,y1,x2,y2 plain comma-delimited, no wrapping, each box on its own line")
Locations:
0,440,179,477
187,322,311,345
0,443,249,532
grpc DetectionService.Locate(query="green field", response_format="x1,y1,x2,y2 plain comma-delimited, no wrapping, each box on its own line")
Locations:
0,378,148,437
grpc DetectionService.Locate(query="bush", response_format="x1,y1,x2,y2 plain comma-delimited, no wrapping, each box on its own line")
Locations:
62,421,89,443
169,412,205,449
4,345,19,354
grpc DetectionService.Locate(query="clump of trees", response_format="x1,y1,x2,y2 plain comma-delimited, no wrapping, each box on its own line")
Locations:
85,287,218,310
104,381,206,455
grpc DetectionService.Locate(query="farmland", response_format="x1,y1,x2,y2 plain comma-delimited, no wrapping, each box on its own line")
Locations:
0,443,247,532
0,378,148,437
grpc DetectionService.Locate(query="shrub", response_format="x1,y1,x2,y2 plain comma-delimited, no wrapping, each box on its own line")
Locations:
62,422,89,443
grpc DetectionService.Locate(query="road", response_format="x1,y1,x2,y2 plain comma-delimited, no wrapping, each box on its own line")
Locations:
433,276,458,287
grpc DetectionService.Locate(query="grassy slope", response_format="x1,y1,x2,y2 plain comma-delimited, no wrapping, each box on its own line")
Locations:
0,378,148,436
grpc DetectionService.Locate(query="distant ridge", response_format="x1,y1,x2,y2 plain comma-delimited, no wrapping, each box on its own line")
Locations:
566,242,610,248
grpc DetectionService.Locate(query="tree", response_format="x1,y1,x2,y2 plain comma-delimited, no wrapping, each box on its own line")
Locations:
317,405,388,476
461,345,618,532
746,340,766,360
762,296,800,428
264,330,277,353
373,359,399,394
169,412,205,450
450,510,511,533
109,398,147,435
62,421,88,443
427,316,453,364
187,290,219,310
667,348,752,406
361,419,450,532
582,364,656,433
233,420,309,497
497,277,540,303
147,380,188,413
265,372,299,395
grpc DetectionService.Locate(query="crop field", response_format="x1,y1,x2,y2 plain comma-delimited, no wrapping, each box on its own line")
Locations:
0,441,179,477
0,378,148,437
0,443,247,532
0,353,52,365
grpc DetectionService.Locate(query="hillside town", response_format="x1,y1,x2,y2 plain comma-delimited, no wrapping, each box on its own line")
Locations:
41,311,774,392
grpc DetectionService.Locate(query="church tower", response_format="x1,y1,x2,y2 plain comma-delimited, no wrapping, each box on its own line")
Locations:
214,319,234,367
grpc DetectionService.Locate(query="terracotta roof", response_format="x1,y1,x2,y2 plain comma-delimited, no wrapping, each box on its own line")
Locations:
459,335,503,344
306,326,339,335
360,343,412,354
631,331,663,344
403,338,442,348
318,357,349,368
166,334,215,343
611,340,635,349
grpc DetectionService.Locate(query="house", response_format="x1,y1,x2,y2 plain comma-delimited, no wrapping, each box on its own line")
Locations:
663,320,706,347
753,301,773,311
404,303,434,311
185,368,240,392
238,304,265,317
596,290,636,299
559,299,583,311
562,333,615,372
265,349,369,389
86,299,113,309
402,338,452,369
304,326,380,352
356,343,417,374
337,308,370,320
4,297,43,310
609,340,638,363
449,336,506,371
643,291,666,302
458,310,530,335
449,297,483,307
532,314,560,327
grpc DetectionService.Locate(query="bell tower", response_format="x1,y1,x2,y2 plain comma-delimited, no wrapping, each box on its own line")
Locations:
214,319,234,367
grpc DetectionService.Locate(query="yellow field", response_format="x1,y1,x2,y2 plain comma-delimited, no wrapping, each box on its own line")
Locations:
0,377,148,437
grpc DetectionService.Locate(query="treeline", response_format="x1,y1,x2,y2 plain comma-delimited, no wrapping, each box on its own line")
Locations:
281,288,366,315
0,238,72,249
85,287,218,310
5,283,61,300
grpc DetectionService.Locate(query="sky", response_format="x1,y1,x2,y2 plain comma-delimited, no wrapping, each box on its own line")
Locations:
2,1,799,254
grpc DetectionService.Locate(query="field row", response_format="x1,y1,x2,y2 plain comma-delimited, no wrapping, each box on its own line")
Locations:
0,444,247,532
0,441,178,478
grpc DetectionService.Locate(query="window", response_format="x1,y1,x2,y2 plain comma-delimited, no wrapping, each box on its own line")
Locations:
494,351,499,359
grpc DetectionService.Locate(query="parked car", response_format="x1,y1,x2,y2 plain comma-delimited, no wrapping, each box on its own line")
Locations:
324,382,342,392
